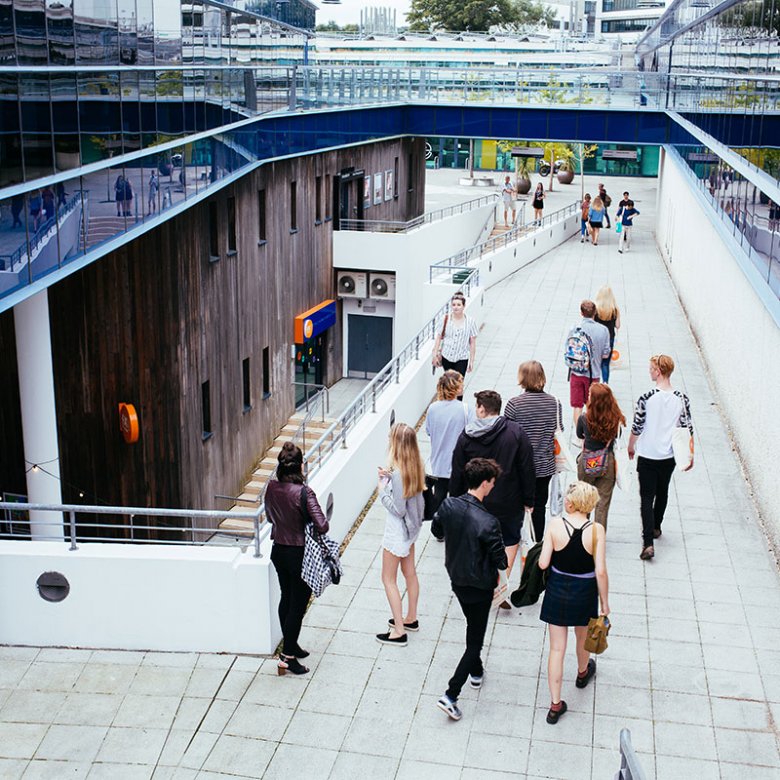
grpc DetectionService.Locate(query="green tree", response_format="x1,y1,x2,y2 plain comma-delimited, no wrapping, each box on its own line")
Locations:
407,0,554,31
316,21,359,32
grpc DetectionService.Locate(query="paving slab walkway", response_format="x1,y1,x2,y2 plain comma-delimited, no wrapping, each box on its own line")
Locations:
2,179,779,780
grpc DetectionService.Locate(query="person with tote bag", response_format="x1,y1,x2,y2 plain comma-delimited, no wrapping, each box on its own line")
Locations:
264,443,330,676
628,354,694,561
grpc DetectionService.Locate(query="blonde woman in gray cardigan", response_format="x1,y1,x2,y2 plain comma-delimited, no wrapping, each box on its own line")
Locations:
376,423,426,647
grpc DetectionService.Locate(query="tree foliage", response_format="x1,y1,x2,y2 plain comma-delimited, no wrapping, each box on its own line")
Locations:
407,0,555,32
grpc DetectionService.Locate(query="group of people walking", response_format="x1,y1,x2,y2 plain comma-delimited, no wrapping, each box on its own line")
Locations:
580,186,640,251
262,207,695,726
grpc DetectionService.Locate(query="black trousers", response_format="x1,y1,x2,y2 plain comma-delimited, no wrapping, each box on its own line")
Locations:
446,588,493,701
441,357,469,378
424,475,450,520
637,456,676,547
271,544,312,655
531,474,552,542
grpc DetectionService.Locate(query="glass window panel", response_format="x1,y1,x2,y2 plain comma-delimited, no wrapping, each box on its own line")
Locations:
20,74,54,179
117,0,136,64
47,0,74,65
0,191,31,295
0,0,14,64
79,72,120,163
50,74,80,172
55,176,85,266
74,0,118,64
15,0,47,65
156,69,184,140
139,70,157,144
136,0,154,64
153,0,181,64
121,71,141,154
0,73,23,185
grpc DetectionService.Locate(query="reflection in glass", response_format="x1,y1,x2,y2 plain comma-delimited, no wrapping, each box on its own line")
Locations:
121,71,141,154
15,0,47,65
0,73,23,185
136,0,154,64
0,0,14,64
79,72,121,163
20,74,54,179
47,0,75,65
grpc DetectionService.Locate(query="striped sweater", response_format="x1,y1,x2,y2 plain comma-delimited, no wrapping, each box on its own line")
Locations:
504,391,562,478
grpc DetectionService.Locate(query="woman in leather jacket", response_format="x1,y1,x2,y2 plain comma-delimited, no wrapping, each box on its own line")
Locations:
264,442,329,675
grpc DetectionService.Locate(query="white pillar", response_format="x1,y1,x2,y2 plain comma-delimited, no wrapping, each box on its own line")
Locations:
13,289,64,540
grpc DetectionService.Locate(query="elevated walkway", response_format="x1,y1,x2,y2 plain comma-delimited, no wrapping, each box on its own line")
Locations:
1,178,778,778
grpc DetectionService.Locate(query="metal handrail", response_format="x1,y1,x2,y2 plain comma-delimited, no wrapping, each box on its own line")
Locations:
0,501,267,557
617,729,648,779
429,200,577,281
302,270,481,475
340,193,499,233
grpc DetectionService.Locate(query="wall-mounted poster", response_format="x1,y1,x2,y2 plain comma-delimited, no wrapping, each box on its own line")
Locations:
373,172,383,205
363,175,371,210
384,170,393,201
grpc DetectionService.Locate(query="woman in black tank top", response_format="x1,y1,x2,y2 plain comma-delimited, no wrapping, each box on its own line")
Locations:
538,481,610,724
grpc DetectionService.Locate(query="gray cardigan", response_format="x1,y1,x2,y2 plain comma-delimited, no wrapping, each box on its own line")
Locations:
380,470,424,539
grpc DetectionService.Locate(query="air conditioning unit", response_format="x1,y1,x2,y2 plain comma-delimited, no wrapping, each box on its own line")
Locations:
368,273,396,301
336,270,367,298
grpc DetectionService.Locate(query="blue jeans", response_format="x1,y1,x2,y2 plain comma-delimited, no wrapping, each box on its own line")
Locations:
581,219,588,236
601,336,615,383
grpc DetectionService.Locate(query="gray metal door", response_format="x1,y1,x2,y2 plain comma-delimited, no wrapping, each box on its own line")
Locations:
347,314,393,378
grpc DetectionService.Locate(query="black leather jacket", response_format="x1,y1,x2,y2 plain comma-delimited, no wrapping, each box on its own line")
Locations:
432,494,508,591
264,481,328,546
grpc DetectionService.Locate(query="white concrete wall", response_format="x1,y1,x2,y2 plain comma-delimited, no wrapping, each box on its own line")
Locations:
656,148,780,543
0,540,279,655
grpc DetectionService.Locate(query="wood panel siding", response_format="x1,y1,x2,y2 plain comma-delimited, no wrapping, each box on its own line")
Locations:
0,138,426,532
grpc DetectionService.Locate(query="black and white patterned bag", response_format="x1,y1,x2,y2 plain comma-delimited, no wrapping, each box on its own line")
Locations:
299,487,342,597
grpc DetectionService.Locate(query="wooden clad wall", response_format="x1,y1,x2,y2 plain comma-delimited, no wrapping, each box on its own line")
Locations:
0,137,426,526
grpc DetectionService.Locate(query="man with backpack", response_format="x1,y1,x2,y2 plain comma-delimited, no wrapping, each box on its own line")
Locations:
564,300,612,429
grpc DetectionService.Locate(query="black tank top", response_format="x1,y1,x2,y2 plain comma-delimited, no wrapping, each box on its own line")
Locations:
550,517,596,575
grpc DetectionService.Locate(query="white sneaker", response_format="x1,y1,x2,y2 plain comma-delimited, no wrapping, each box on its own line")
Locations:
469,673,483,689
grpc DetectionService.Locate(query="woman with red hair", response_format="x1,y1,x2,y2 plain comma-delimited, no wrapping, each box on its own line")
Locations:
575,384,625,530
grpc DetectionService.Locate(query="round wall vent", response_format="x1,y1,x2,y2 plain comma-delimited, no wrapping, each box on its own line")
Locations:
37,571,70,603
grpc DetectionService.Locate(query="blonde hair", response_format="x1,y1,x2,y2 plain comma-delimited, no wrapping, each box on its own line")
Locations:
592,196,604,210
650,354,675,377
565,481,600,514
517,360,546,392
595,285,618,321
388,423,426,498
437,370,463,401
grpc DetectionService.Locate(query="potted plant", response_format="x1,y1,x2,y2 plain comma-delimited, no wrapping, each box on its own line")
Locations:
515,156,533,195
556,158,575,185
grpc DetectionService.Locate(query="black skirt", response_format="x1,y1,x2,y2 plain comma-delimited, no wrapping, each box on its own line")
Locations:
540,569,598,627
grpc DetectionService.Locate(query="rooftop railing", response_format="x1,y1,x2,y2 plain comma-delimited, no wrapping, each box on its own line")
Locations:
340,193,498,233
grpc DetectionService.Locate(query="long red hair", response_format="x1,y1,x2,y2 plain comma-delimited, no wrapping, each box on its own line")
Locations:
586,384,626,442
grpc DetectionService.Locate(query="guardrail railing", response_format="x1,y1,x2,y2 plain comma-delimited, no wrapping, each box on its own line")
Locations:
429,200,577,282
0,501,268,557
340,193,498,233
616,728,648,780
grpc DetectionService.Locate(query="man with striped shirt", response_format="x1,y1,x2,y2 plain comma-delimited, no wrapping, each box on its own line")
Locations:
628,354,694,560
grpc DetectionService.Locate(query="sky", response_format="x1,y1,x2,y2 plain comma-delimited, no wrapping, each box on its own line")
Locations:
315,0,413,27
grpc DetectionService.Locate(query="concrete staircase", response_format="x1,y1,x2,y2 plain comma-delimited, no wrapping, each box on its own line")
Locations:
85,216,132,249
218,413,338,534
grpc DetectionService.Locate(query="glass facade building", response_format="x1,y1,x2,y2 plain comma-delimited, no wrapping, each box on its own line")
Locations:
637,0,780,294
0,0,314,298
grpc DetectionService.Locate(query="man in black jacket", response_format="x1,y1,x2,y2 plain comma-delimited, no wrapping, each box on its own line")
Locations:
432,458,508,721
449,390,535,586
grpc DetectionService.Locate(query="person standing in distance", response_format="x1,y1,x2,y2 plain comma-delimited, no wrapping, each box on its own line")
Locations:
501,175,517,227
598,183,612,229
449,390,535,598
431,292,478,383
432,458,508,721
564,300,611,430
628,355,694,561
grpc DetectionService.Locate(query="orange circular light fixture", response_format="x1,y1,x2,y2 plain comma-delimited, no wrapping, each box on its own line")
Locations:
118,403,139,444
